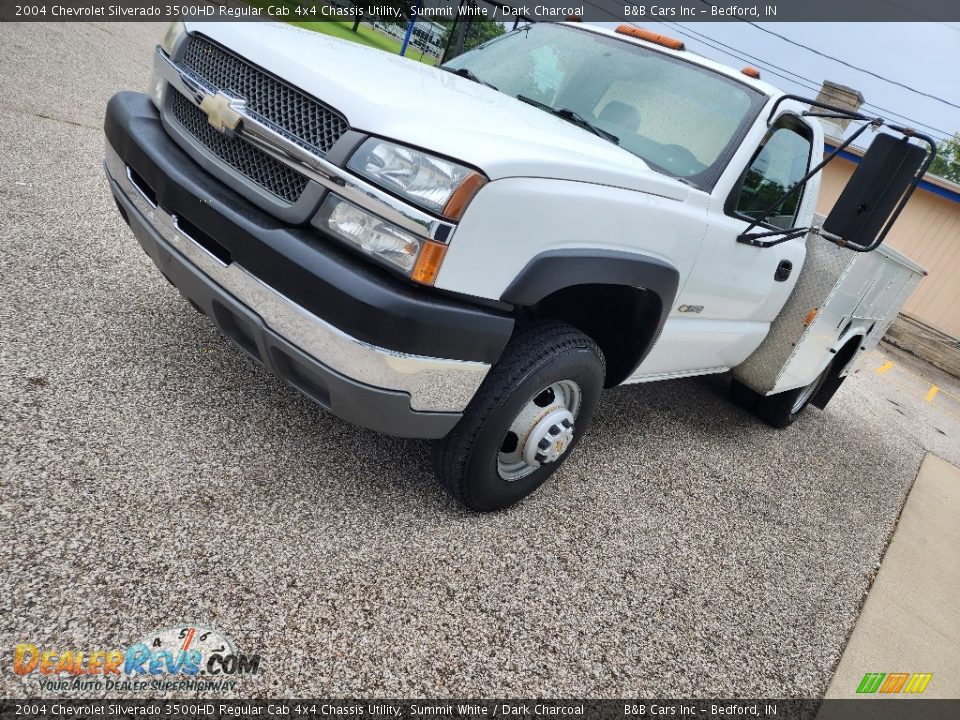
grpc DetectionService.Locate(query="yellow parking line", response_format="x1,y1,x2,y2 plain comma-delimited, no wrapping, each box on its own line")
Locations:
862,350,960,419
880,374,960,423
889,361,960,405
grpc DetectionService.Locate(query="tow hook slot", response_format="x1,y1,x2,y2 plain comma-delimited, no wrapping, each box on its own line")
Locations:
126,166,157,208
174,215,232,266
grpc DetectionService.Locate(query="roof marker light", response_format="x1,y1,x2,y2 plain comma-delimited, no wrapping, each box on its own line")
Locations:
615,25,685,51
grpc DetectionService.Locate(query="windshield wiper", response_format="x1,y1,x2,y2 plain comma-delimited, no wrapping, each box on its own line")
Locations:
443,67,498,90
516,95,619,145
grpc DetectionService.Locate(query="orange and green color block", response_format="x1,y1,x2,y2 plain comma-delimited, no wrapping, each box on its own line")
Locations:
856,672,933,694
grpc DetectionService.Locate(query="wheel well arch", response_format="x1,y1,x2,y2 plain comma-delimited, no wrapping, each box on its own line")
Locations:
501,250,680,388
811,332,865,410
526,284,664,387
832,332,866,376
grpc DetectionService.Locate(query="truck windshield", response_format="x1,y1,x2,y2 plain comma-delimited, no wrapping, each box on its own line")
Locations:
444,24,766,191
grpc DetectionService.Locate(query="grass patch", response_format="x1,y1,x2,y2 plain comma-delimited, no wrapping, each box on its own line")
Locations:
241,1,440,65
292,21,439,65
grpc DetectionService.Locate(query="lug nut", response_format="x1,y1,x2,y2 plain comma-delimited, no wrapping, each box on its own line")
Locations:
538,438,550,450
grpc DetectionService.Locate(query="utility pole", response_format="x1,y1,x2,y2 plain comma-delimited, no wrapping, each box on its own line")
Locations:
443,0,472,63
399,0,422,56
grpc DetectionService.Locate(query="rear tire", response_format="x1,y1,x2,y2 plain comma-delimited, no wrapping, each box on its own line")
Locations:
752,362,833,429
433,321,605,511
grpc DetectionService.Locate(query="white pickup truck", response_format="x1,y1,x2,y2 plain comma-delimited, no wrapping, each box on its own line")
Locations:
104,20,933,510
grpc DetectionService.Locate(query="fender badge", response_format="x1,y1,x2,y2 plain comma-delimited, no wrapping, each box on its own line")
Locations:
678,305,704,314
200,93,243,135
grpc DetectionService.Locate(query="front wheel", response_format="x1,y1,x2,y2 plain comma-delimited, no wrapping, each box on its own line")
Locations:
433,321,605,511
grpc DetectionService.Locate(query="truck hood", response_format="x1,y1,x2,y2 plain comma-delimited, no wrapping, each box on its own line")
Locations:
189,22,690,202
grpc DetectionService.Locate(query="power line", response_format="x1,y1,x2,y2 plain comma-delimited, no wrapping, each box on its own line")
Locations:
662,23,949,139
662,22,955,142
694,4,960,111
663,25,825,91
524,5,959,135
876,0,960,28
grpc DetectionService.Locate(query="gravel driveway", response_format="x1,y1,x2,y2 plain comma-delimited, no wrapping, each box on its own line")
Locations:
2,21,959,699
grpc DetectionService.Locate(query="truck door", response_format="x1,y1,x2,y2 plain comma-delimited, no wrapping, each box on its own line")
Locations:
633,113,818,378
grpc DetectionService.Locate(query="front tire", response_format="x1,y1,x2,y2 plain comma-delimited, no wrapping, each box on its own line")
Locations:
433,321,605,511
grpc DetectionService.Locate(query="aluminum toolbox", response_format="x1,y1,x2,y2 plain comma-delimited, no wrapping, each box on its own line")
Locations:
733,216,926,396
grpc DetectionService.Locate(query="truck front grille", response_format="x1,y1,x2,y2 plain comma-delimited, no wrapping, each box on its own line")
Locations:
171,92,309,204
168,34,350,205
180,34,349,155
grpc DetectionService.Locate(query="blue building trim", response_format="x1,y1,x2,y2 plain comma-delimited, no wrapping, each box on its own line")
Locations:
825,142,960,204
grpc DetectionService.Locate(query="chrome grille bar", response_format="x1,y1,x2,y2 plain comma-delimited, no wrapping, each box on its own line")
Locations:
181,35,349,156
154,46,456,242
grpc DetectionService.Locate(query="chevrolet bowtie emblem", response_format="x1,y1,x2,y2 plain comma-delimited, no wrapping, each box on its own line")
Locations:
199,92,243,135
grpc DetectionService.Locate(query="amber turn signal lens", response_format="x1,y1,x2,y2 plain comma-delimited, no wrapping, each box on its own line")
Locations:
741,66,761,79
443,172,487,221
615,25,685,51
804,308,818,326
411,241,448,285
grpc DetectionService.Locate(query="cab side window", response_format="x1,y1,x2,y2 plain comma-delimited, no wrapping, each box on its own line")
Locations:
734,124,812,229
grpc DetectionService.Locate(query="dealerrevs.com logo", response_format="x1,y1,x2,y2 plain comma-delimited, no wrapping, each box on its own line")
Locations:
13,625,261,693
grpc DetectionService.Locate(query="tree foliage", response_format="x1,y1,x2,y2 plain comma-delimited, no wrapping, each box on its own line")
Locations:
345,1,504,60
436,17,505,60
929,134,960,184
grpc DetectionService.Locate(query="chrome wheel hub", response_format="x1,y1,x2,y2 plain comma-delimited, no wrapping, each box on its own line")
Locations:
497,380,581,482
792,365,831,414
523,410,575,466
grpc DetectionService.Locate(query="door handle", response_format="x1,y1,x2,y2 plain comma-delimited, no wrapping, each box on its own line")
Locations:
775,260,793,282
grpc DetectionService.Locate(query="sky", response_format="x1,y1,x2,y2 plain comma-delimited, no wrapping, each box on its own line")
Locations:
596,22,960,150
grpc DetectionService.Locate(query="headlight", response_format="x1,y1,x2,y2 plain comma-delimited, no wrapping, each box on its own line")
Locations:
317,196,448,285
160,21,187,56
347,139,486,220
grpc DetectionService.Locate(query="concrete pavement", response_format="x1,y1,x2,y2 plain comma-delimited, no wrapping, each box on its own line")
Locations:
825,453,960,700
2,21,960,699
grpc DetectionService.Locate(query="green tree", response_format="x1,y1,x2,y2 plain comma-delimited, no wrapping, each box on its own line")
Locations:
929,133,960,183
437,17,505,61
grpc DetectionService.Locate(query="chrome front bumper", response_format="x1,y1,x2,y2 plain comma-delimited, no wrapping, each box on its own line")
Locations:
105,142,489,415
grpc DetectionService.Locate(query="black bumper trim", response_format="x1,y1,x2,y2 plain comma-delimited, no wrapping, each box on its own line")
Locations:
104,91,514,364
111,176,461,439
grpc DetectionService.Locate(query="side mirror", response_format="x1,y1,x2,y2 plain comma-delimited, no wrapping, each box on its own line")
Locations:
822,133,930,252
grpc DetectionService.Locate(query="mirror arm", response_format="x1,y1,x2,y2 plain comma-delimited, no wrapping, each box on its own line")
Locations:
818,128,937,253
856,128,938,252
804,111,863,120
737,227,810,248
767,94,875,126
737,121,876,243
739,98,937,253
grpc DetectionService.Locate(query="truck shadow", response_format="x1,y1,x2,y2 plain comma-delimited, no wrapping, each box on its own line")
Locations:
210,332,920,525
